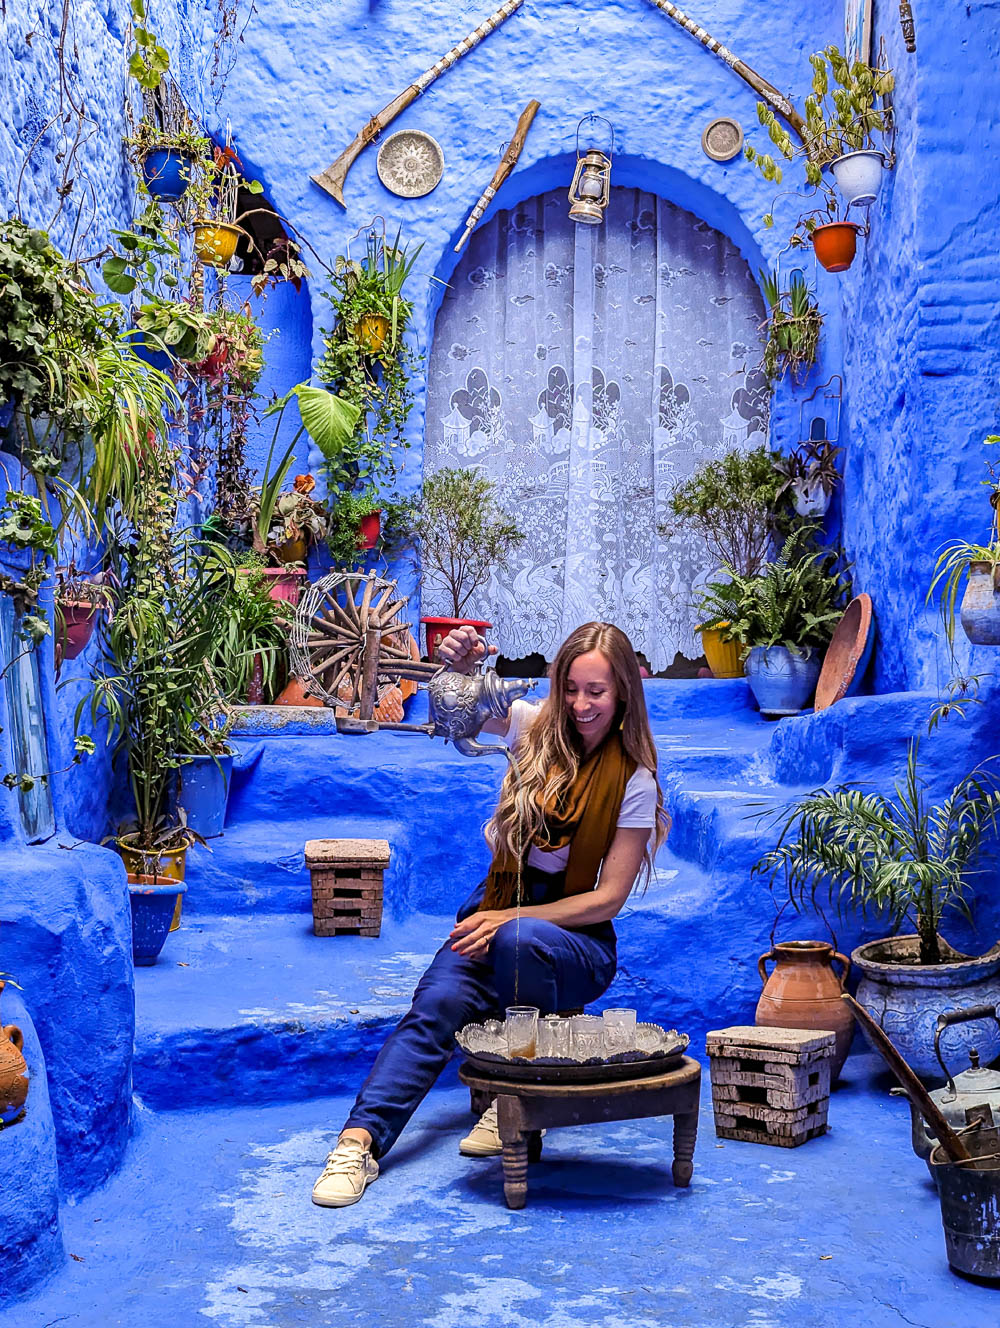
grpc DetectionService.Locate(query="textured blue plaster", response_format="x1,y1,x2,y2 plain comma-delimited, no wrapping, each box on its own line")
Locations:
0,985,64,1300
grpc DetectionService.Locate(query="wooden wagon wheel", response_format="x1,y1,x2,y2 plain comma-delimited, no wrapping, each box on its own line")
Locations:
290,571,422,715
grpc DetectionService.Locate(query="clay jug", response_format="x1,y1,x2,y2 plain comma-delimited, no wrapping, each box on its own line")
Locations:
0,987,29,1125
756,941,854,1079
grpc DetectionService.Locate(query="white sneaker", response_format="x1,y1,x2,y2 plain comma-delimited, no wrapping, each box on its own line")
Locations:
311,1137,379,1208
459,1101,502,1156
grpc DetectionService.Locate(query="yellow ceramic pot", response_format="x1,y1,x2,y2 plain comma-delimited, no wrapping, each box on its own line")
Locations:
698,624,745,679
355,314,391,354
273,536,309,565
192,220,241,267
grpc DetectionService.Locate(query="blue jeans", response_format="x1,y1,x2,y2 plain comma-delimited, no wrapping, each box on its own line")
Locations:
344,869,617,1159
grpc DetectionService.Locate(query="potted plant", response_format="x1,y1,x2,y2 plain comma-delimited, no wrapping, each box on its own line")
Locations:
772,438,843,519
752,740,1000,1078
666,446,783,673
269,476,328,566
316,229,420,500
54,567,111,665
413,466,524,658
760,269,823,385
745,45,895,271
209,562,292,704
698,529,849,714
186,145,264,268
126,113,210,204
928,435,1000,646
176,702,235,839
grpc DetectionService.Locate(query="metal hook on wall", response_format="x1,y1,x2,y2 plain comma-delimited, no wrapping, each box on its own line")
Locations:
797,374,843,446
345,214,388,267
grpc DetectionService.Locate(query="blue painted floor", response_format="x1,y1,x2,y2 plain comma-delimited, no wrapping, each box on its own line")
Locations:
7,1054,996,1328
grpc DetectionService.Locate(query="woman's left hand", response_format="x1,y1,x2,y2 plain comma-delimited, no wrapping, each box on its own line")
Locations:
449,909,514,959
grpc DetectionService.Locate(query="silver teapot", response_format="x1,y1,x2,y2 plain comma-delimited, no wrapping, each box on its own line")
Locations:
336,667,535,757
897,1003,1000,1167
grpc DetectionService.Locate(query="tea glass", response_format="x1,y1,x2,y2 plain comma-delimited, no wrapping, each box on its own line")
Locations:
602,1007,637,1055
505,1005,539,1059
571,1013,604,1061
536,1015,563,1058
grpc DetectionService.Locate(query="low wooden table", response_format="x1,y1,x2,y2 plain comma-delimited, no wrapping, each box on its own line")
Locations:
459,1055,701,1209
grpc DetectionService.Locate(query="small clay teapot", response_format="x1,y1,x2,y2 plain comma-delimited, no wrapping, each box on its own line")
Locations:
0,985,29,1126
426,669,535,757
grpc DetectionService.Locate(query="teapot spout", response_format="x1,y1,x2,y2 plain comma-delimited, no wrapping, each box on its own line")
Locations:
453,736,511,758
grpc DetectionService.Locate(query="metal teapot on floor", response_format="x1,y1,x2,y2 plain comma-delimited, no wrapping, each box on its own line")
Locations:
897,1003,1000,1168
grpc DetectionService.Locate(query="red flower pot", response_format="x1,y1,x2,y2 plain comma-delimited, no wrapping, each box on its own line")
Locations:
259,567,307,605
420,616,492,660
811,222,861,273
357,511,382,551
55,599,101,663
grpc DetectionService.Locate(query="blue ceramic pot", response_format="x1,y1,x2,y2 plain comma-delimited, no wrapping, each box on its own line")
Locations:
178,752,233,838
744,645,821,715
853,937,1000,1080
129,879,187,966
141,147,193,202
125,328,172,374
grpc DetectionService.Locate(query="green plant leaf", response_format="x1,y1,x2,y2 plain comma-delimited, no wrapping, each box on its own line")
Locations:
294,385,362,460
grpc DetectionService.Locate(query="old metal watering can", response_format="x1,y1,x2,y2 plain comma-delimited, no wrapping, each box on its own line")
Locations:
896,1003,1000,1168
336,667,535,757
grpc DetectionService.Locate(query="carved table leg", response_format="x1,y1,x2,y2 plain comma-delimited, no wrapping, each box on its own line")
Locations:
527,1130,543,1164
672,1107,698,1187
496,1094,529,1209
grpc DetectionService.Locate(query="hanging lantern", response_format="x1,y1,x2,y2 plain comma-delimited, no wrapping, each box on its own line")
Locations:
568,114,614,226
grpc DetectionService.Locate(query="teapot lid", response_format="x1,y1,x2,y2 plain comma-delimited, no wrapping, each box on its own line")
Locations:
932,1049,1000,1120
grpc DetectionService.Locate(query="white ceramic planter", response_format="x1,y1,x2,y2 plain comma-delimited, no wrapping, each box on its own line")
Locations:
830,150,885,207
792,479,832,519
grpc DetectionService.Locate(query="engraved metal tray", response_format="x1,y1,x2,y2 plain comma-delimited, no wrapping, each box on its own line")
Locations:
456,1022,690,1084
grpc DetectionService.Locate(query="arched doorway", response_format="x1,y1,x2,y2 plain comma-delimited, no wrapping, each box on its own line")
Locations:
424,186,768,671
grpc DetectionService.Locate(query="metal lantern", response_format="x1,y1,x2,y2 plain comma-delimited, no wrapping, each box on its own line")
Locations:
568,114,614,226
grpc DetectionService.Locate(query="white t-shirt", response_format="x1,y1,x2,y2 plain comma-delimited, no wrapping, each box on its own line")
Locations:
501,699,658,874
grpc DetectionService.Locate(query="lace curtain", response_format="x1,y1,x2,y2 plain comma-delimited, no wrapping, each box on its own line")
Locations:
423,187,769,671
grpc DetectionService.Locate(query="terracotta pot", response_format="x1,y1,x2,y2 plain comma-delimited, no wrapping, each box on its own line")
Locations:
814,594,874,712
697,624,745,679
356,511,382,551
55,598,102,663
756,940,854,1079
810,222,861,273
274,675,323,707
356,313,391,354
0,982,29,1126
273,537,309,566
420,616,492,660
192,220,242,267
960,561,1000,645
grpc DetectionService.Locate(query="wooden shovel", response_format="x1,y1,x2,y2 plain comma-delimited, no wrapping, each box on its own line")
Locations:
841,992,972,1164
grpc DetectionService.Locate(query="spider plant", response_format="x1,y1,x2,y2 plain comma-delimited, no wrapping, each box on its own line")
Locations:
209,563,290,704
752,740,1000,966
760,269,823,385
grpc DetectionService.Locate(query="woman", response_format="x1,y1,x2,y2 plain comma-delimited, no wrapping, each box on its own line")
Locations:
312,620,669,1207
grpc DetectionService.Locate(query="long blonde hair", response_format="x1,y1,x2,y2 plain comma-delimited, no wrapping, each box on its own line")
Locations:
485,622,670,888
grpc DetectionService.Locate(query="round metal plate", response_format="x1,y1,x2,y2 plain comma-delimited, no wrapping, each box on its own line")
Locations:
702,116,744,163
377,129,444,198
459,1049,687,1084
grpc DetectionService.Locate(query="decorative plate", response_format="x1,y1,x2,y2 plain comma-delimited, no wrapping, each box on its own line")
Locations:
376,130,444,198
701,116,744,163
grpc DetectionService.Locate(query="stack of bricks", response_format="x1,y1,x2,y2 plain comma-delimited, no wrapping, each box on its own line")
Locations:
304,838,391,938
705,1025,835,1148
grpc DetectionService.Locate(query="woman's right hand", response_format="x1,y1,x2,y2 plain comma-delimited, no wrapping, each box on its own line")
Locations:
436,625,497,673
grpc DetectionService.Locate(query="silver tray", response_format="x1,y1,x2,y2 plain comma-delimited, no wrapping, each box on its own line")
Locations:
456,1022,690,1084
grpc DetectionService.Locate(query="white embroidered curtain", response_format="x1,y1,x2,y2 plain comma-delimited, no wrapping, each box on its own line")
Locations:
423,186,769,671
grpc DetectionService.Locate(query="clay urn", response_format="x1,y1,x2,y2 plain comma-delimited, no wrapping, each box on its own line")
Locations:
755,941,854,1079
0,982,29,1126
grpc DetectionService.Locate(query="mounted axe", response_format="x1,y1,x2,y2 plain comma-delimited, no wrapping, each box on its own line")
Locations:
312,0,524,208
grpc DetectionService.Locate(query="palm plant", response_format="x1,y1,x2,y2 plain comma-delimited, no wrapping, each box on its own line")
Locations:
752,741,1000,966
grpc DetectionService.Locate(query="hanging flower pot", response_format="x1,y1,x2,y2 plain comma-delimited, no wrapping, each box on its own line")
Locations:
792,479,832,519
355,314,391,354
830,150,885,208
273,536,309,566
811,222,861,273
125,328,173,375
141,148,194,202
356,510,382,551
960,560,1000,645
54,598,102,663
192,220,242,268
